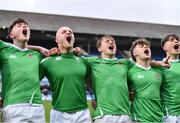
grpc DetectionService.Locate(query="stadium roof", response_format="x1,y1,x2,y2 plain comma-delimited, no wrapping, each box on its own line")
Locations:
0,10,180,38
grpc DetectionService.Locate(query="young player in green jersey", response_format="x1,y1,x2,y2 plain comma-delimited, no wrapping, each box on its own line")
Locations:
0,18,46,122
40,26,91,123
128,38,163,122
161,34,180,123
87,35,132,123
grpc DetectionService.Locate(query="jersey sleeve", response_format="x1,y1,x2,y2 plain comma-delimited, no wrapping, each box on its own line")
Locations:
120,59,135,69
39,58,47,81
81,56,91,79
0,40,10,50
127,68,133,91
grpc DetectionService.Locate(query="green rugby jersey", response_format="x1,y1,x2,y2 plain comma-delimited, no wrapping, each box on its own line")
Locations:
0,41,42,107
128,64,163,122
40,53,89,112
86,57,133,119
161,60,180,116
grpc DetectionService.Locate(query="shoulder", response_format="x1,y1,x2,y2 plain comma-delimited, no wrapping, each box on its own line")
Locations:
128,65,139,78
151,67,164,75
128,65,139,72
40,55,57,64
119,58,132,63
27,49,43,59
118,58,135,68
80,56,98,63
0,41,12,49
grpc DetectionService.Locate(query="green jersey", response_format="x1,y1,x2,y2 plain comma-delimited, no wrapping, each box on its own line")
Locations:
128,64,163,122
161,60,180,116
0,41,42,107
87,57,133,119
40,53,89,112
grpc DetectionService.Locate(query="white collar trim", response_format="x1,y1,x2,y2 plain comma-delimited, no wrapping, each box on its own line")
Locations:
102,58,117,60
135,63,151,70
10,44,28,51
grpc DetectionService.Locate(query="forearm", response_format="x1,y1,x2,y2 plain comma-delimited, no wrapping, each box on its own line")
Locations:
27,45,41,52
150,60,161,67
28,45,50,57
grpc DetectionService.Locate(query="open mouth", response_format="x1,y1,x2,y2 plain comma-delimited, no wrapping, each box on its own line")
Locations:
66,35,72,43
22,29,27,36
108,46,114,50
144,49,149,55
174,44,179,50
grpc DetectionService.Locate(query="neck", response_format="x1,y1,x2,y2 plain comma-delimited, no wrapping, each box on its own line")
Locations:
13,40,27,49
58,44,73,53
136,58,150,68
101,53,115,59
166,53,179,61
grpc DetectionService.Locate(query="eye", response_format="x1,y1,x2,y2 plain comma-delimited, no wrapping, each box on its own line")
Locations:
111,40,115,43
169,37,174,42
68,30,72,34
105,40,109,43
61,30,67,34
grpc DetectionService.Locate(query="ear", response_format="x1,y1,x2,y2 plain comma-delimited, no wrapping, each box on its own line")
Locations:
133,49,138,57
55,38,60,43
9,33,15,39
162,45,168,51
98,47,102,52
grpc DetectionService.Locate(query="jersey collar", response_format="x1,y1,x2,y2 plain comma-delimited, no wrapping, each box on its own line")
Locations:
102,58,117,60
162,58,179,63
10,44,28,51
135,63,151,70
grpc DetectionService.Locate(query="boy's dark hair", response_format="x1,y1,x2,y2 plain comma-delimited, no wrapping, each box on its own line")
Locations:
161,34,179,47
8,18,28,37
130,38,150,61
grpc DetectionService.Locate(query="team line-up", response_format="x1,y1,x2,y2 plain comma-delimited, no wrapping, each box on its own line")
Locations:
0,18,180,123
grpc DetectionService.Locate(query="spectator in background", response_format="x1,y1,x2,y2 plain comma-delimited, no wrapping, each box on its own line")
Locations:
40,84,52,101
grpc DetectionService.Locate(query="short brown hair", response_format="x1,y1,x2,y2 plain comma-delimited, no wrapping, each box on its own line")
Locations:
161,34,179,47
96,35,115,49
8,18,28,37
130,38,150,61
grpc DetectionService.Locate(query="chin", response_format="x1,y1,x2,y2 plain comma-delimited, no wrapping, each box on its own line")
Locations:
109,53,115,55
20,39,28,42
66,45,73,49
172,52,180,55
146,57,151,60
143,56,151,60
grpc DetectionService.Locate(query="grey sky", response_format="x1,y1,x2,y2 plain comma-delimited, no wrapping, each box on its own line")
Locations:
0,0,180,26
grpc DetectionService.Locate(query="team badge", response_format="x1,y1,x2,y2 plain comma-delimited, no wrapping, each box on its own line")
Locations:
28,54,33,58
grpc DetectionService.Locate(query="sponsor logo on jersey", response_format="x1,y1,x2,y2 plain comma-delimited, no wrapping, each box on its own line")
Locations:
155,73,161,80
9,54,16,59
56,56,62,61
137,74,144,79
74,56,80,62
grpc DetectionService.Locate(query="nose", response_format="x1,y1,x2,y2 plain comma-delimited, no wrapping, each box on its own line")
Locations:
109,40,114,44
66,30,72,34
174,39,178,43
